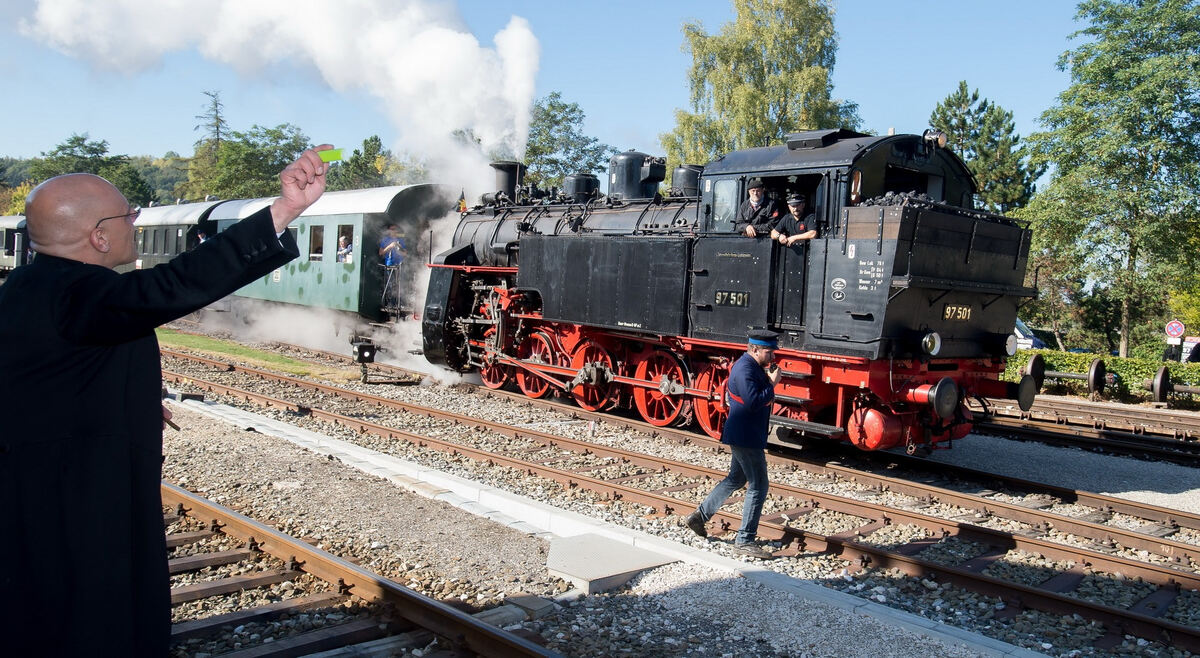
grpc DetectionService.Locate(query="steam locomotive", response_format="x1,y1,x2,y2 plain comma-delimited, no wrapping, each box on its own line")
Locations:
424,128,1040,453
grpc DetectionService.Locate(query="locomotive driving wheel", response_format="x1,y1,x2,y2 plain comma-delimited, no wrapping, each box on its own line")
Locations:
570,340,619,412
479,359,511,389
515,332,556,399
693,362,729,439
633,349,692,427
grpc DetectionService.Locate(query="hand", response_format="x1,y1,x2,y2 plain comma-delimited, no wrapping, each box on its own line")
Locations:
271,145,332,232
766,364,782,385
744,225,757,238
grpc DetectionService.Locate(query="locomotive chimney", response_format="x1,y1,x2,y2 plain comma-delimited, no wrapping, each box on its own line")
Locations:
608,150,665,200
490,161,527,201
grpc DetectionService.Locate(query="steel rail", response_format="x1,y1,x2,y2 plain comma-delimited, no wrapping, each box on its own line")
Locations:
161,367,1200,650
161,484,559,658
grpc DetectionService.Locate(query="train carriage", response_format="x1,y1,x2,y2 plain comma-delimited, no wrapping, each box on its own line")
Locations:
129,200,224,271
211,184,453,322
423,129,1040,454
0,215,28,277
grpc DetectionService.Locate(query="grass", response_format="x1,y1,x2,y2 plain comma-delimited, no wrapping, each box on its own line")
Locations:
156,328,357,380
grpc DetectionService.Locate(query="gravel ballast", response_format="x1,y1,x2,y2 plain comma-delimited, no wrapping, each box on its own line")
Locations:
162,404,996,657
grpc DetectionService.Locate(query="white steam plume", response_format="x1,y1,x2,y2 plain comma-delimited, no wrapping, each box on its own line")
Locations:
19,0,539,175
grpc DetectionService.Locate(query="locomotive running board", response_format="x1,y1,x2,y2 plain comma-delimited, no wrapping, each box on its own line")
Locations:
770,415,845,439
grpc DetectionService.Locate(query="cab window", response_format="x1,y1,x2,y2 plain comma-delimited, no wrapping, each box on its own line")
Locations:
709,179,738,232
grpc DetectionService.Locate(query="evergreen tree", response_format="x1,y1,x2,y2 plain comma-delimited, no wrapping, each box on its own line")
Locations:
660,0,859,170
1022,0,1200,357
524,92,616,189
180,91,228,201
929,81,1042,213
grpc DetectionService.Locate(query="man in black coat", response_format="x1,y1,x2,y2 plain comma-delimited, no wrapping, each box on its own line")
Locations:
734,177,780,237
0,146,331,656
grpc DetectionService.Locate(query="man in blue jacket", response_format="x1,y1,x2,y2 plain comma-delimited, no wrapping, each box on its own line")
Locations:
684,329,781,558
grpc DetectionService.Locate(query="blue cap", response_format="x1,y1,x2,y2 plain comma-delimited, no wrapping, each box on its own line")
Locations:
748,329,779,348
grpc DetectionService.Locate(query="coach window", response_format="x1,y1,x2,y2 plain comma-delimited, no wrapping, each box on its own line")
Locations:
709,178,738,232
308,225,324,261
137,228,145,252
151,229,159,255
175,228,184,254
336,224,354,264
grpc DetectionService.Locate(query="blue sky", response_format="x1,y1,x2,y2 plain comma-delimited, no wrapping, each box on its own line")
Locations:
2,1,1083,164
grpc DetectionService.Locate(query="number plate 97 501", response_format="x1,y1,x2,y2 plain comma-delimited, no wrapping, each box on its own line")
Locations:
943,304,972,321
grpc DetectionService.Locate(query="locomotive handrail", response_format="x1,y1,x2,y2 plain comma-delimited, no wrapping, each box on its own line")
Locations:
892,274,1038,297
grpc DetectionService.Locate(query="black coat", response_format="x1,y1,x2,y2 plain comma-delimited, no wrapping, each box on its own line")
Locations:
734,197,781,234
0,208,298,656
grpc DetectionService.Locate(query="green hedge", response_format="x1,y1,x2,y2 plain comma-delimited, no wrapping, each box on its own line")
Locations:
1003,349,1200,406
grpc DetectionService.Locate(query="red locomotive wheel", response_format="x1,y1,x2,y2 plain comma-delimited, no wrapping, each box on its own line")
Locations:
516,332,555,399
633,350,692,427
479,359,511,389
570,340,618,411
693,362,729,439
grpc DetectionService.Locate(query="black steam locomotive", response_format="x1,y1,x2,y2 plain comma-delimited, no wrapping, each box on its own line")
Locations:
422,129,1039,453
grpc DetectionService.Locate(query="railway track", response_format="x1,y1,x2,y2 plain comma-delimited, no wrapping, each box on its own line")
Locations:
971,396,1200,465
165,484,557,657
161,347,1200,653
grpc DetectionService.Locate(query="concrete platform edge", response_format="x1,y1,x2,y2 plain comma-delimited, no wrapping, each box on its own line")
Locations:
173,398,1046,658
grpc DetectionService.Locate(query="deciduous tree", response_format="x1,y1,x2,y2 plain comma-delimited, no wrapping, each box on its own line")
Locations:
660,0,859,170
524,92,616,189
1022,0,1200,357
29,134,153,205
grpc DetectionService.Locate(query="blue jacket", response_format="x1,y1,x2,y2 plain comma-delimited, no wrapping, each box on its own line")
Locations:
721,352,775,448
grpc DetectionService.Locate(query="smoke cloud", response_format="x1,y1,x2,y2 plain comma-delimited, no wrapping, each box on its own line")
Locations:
19,0,540,176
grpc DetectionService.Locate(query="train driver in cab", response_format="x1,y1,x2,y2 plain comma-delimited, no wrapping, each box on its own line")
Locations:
734,177,780,238
770,193,818,246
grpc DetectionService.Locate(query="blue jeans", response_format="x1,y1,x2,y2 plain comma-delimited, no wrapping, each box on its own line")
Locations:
696,444,769,544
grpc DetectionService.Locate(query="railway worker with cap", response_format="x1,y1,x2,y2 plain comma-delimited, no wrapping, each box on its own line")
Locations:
683,329,782,559
0,146,332,656
734,177,780,238
771,193,819,247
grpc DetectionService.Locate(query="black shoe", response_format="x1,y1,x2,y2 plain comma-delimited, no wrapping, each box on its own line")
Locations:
684,512,708,538
733,542,774,559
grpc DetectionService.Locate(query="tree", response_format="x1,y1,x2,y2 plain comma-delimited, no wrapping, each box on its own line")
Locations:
524,92,616,189
28,134,153,205
1022,0,1200,357
206,124,310,199
660,0,860,170
930,81,1043,213
327,136,391,191
180,91,229,202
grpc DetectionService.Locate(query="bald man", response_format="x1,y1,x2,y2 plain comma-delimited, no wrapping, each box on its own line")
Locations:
0,147,331,655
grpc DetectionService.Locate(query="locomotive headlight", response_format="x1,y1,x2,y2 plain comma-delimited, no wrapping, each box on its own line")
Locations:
1005,334,1018,356
923,129,948,149
921,332,942,356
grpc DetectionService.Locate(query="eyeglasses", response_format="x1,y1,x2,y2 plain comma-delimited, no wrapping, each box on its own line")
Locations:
94,206,141,230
